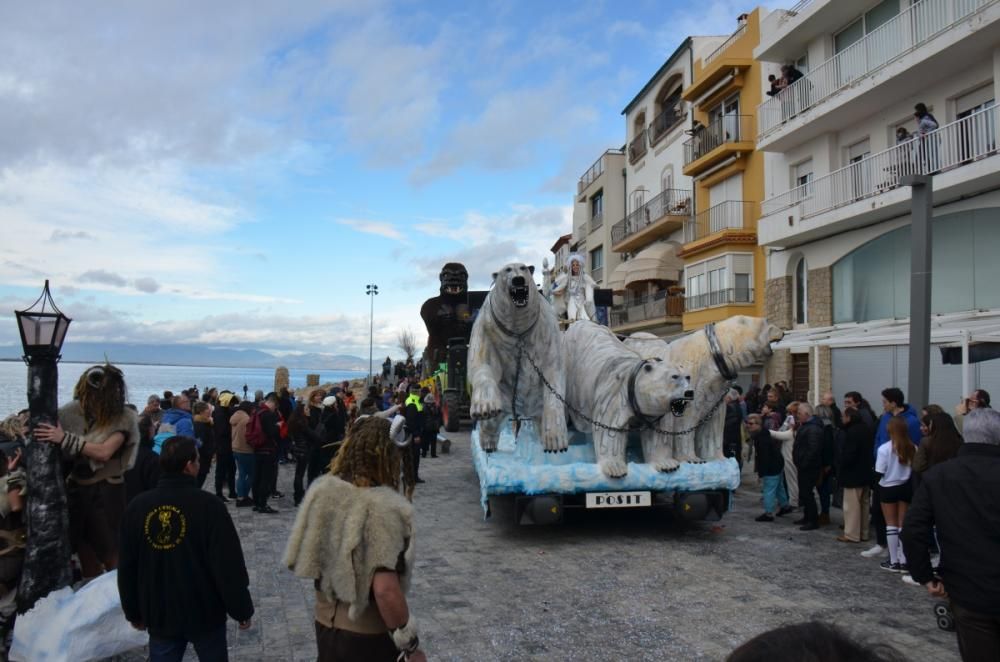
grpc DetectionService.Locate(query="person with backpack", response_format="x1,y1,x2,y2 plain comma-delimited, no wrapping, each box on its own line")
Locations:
249,393,282,514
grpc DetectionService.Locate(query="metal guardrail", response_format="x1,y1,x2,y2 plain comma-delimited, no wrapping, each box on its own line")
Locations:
684,115,753,164
578,148,625,194
610,291,684,326
650,107,685,145
629,131,648,163
611,189,693,245
758,0,998,137
685,287,755,311
704,22,748,66
761,104,999,218
590,211,604,233
684,200,757,242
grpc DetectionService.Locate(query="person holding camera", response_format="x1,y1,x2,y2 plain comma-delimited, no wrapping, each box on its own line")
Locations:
954,389,990,434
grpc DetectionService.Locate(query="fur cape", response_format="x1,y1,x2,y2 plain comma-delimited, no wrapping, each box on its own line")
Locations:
283,475,414,622
58,400,140,482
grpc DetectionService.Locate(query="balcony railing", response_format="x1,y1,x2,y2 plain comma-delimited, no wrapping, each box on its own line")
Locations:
684,115,753,164
610,291,684,326
684,200,756,243
578,148,625,194
650,106,685,145
629,130,648,163
611,189,693,245
704,22,748,66
685,287,755,311
762,104,999,219
758,0,998,138
590,211,604,233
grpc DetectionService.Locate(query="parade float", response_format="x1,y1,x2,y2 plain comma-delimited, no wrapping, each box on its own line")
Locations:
464,258,783,525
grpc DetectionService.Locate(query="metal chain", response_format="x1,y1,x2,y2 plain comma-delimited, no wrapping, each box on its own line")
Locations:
510,340,729,438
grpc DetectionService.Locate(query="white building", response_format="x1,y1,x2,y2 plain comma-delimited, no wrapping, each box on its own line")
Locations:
756,0,1000,404
571,148,626,288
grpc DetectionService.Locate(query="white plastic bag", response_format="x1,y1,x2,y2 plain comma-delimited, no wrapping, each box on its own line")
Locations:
10,570,147,661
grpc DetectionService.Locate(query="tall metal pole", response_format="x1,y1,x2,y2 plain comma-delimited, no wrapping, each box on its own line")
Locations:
902,174,933,412
366,284,378,386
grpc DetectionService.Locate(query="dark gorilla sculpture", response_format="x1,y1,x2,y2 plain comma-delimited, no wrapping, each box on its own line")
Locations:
420,263,488,372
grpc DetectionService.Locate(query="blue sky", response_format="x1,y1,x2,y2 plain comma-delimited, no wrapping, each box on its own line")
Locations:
0,0,762,358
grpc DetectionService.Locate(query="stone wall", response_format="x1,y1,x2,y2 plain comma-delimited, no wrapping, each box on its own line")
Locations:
807,267,833,327
765,275,793,330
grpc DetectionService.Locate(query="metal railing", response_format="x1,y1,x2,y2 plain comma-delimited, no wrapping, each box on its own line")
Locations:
629,130,648,163
758,0,998,137
650,106,685,145
590,211,604,233
684,200,756,242
611,189,693,245
762,104,999,218
685,287,755,311
610,291,684,326
578,148,625,194
684,115,753,164
704,22,748,66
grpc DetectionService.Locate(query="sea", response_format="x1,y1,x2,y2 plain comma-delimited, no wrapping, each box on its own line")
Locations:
0,361,367,416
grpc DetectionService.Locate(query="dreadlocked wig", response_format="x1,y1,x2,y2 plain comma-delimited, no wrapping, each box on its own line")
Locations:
330,416,415,498
73,364,128,430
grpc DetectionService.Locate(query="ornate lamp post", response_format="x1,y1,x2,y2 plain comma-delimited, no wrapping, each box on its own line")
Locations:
366,284,378,386
14,280,74,613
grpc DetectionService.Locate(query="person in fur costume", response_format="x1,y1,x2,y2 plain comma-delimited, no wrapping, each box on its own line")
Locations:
0,416,26,656
35,364,139,579
283,415,425,662
551,252,596,322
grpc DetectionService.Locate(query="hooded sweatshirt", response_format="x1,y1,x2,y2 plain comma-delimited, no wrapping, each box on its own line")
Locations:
160,408,195,439
874,404,922,457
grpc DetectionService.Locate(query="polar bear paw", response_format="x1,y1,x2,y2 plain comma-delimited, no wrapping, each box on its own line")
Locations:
479,433,499,453
541,418,568,453
470,382,503,420
598,458,628,478
653,458,680,473
675,453,704,464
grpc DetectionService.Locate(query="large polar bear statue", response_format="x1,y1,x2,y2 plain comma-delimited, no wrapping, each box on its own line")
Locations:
564,321,692,478
469,262,568,453
625,316,783,463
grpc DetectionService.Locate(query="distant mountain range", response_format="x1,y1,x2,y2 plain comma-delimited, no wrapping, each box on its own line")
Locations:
0,342,369,371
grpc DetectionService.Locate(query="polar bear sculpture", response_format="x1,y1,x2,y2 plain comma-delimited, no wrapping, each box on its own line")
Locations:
469,262,568,453
564,321,692,478
625,316,783,463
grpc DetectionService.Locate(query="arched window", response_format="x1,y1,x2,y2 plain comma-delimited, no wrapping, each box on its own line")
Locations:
795,257,808,325
630,188,646,213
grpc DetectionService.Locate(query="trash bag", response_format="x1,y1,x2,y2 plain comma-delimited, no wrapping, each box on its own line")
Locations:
10,570,146,661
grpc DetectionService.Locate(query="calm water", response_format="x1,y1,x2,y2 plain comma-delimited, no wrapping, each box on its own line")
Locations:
0,361,366,415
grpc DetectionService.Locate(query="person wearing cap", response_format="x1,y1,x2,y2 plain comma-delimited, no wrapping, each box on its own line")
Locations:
404,385,425,484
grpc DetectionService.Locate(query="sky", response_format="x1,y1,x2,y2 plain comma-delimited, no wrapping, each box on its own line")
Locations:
0,0,772,361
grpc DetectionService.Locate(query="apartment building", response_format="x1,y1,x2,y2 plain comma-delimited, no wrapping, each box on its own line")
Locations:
679,8,769,343
756,0,1000,403
571,148,626,290
606,36,725,337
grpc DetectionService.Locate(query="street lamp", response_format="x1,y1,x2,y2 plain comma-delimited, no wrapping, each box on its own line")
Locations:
14,280,74,613
366,283,378,386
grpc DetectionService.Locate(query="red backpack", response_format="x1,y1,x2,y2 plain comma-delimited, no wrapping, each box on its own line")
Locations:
246,407,268,450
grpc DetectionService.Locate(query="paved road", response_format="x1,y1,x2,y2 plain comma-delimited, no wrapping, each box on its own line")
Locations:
121,429,958,661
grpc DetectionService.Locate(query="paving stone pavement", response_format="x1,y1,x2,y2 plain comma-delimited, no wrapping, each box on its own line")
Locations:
115,430,960,661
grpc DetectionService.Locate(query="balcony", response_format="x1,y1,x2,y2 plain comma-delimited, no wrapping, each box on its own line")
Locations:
578,148,625,195
683,200,757,244
649,107,686,146
610,291,685,329
760,104,1000,246
682,115,755,176
629,130,648,164
757,0,1000,151
611,189,692,253
685,287,756,312
683,11,757,105
590,211,603,234
704,23,748,67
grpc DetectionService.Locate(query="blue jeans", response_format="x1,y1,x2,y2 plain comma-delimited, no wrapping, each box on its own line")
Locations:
150,625,228,662
761,474,789,514
234,452,256,498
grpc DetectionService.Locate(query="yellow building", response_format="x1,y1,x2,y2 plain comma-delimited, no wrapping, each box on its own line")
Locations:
679,8,766,330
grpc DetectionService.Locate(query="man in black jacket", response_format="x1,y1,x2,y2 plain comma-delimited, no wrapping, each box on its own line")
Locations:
903,408,1000,661
252,393,282,514
792,403,825,531
118,436,253,662
723,390,744,470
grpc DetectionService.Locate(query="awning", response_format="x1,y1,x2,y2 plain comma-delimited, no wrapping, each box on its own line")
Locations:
607,261,629,291
623,241,683,286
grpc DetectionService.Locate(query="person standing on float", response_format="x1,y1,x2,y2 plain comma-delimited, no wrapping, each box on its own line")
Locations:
551,253,596,322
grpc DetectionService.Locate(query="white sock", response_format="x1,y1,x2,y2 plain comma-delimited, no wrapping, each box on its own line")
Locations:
886,526,900,564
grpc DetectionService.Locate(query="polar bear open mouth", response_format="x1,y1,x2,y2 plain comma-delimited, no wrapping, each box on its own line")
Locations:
669,394,693,417
508,278,531,307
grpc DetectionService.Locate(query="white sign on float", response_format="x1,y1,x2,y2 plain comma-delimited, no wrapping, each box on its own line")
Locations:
585,491,652,509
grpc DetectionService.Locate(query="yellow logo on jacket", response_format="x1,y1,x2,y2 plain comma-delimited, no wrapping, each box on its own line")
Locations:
143,505,187,550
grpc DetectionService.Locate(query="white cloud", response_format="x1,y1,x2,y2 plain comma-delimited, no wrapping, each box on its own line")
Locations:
335,219,404,241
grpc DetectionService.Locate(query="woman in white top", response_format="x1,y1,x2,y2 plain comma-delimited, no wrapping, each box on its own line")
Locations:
875,417,917,572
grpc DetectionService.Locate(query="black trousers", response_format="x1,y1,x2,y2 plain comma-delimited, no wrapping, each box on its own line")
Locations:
315,622,396,662
253,453,277,508
952,601,1000,662
871,482,888,546
797,467,820,525
410,438,422,479
196,443,215,488
422,433,438,457
214,449,236,497
293,451,309,504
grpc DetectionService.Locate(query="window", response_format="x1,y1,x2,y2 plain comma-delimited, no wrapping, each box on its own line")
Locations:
684,253,754,309
846,138,871,201
794,52,809,74
590,246,604,271
661,166,673,193
834,0,899,53
792,159,814,201
709,267,728,305
591,191,603,220
735,273,751,303
795,257,808,324
630,189,645,213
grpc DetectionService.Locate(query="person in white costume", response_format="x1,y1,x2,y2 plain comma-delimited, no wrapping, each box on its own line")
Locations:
551,253,595,322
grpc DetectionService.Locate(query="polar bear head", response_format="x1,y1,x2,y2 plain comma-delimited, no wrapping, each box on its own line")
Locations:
714,316,784,370
633,360,693,419
491,262,537,310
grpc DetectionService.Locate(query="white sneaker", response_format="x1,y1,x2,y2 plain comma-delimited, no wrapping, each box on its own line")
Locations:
860,544,885,558
901,574,921,586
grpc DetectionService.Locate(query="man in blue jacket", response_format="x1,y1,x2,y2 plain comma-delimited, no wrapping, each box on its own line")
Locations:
159,394,195,439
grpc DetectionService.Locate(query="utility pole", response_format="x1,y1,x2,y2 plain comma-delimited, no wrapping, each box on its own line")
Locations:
901,174,932,412
366,283,379,386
